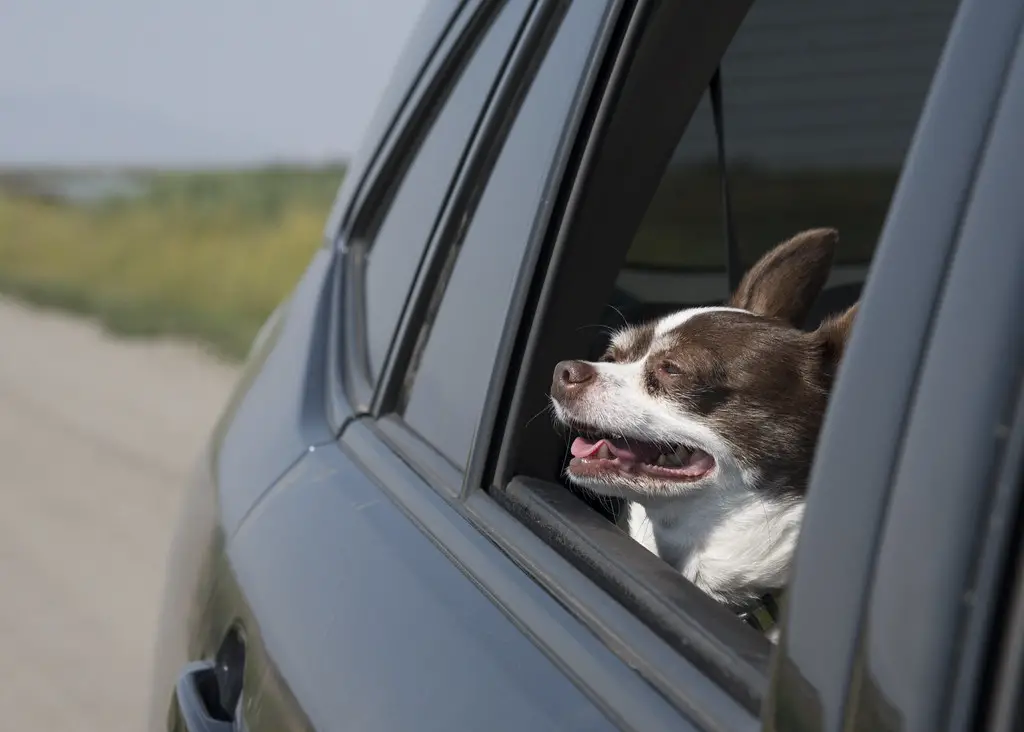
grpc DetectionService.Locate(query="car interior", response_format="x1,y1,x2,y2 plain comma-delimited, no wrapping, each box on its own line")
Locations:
492,0,960,661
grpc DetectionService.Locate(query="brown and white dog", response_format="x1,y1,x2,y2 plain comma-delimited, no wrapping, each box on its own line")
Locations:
549,228,857,612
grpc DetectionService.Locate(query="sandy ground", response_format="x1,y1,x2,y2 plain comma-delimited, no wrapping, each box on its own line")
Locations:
0,298,239,731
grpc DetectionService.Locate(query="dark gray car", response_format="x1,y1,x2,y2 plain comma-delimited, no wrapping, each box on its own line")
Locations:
148,0,1024,730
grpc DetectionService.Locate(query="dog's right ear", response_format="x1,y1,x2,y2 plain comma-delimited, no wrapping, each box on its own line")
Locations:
813,302,859,378
728,228,838,326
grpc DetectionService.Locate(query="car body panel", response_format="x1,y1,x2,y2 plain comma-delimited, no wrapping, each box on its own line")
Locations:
211,247,340,536
147,248,343,730
147,443,230,732
343,418,753,732
223,439,623,732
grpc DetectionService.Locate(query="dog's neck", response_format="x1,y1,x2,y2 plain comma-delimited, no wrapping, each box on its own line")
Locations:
627,486,804,608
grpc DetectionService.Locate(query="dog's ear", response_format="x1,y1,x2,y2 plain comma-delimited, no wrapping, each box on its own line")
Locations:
728,228,838,325
812,301,859,376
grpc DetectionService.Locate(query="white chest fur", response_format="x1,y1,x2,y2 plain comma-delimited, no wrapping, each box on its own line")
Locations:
627,491,804,606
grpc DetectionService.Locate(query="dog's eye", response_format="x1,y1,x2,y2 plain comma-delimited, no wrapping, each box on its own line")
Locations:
658,360,682,376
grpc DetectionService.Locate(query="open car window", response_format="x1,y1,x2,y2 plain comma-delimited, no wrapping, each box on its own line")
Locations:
486,0,964,714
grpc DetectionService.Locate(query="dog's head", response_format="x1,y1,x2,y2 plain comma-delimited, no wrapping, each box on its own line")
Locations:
550,228,858,504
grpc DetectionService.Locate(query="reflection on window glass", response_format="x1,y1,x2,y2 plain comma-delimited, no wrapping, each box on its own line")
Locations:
362,2,527,379
403,2,609,470
623,0,959,305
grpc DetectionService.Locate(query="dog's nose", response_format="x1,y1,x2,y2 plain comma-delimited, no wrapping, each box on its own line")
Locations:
551,360,596,400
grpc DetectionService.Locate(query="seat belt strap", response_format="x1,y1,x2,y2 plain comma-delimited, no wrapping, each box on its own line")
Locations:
709,67,742,291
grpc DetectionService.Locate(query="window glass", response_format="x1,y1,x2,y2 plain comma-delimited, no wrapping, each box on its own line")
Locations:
402,2,610,469
328,0,463,238
359,0,463,163
619,0,961,312
362,2,528,379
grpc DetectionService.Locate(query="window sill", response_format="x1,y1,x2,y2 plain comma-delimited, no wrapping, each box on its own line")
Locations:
494,475,772,713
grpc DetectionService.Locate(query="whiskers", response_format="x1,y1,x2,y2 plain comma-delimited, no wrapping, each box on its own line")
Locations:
575,322,617,340
606,304,628,328
523,400,557,430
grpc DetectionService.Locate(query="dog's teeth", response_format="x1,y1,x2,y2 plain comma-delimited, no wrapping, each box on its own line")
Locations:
657,452,683,467
597,443,613,459
674,445,692,461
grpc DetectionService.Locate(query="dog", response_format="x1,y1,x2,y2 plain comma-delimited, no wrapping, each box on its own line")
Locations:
549,228,857,625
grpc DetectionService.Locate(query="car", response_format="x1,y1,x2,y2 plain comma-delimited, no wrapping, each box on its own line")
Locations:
147,0,1024,730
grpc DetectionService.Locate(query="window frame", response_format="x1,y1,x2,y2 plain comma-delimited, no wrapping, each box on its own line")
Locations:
987,518,1024,732
974,41,1024,732
372,0,566,420
336,0,476,244
322,0,467,246
365,0,618,492
330,0,510,418
985,390,1024,732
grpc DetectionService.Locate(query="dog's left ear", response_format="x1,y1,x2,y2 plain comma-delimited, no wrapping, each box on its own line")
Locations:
812,302,859,375
728,228,838,326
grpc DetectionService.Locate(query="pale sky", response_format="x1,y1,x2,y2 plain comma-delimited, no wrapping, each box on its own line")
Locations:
0,0,428,165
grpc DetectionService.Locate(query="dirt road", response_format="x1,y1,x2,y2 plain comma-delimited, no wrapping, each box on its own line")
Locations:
0,299,238,730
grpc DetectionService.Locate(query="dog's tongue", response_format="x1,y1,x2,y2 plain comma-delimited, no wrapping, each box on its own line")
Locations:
680,451,715,476
570,436,661,462
570,437,602,458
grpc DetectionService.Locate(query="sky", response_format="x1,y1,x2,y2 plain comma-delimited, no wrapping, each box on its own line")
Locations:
0,0,428,166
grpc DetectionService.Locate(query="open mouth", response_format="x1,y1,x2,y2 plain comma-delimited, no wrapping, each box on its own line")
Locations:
568,430,715,482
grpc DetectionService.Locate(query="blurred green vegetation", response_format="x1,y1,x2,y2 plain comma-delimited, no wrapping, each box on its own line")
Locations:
0,165,345,359
0,161,892,361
